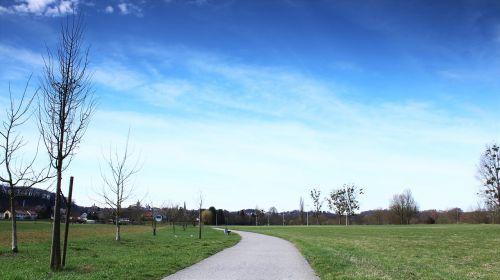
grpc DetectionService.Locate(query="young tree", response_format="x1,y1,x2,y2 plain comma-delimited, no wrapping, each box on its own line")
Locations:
299,196,304,225
390,189,418,224
197,192,203,239
327,184,363,225
99,131,140,241
310,188,323,225
39,17,95,270
181,201,187,230
327,188,346,225
341,184,363,225
477,143,500,211
0,77,51,252
165,204,180,233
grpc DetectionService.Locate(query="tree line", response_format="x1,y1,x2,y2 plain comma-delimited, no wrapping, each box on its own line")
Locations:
0,16,146,271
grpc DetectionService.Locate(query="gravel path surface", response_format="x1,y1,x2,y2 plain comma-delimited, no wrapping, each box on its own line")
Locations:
162,229,319,280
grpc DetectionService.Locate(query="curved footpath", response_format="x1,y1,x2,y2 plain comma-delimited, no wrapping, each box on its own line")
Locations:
163,229,319,280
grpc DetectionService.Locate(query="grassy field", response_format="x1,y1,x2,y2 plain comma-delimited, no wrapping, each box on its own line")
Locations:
231,224,500,280
0,221,239,279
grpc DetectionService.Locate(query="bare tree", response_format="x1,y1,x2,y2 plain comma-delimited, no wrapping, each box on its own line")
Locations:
310,188,323,225
390,189,418,224
197,192,203,239
0,77,51,252
181,201,187,231
99,131,140,241
299,197,304,225
477,143,500,211
39,16,95,270
164,203,180,233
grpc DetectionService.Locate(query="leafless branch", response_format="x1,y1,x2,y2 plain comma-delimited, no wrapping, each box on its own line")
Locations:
0,75,54,253
39,15,95,270
97,129,141,241
0,75,53,190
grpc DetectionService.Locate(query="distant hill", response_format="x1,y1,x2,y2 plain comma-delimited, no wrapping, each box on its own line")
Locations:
0,185,85,218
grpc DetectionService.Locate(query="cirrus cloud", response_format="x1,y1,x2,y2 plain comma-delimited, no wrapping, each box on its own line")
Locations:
0,0,79,17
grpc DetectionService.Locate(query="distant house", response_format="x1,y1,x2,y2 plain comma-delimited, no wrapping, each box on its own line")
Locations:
143,211,153,221
3,210,38,220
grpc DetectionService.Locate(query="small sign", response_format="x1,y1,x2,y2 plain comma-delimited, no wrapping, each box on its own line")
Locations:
154,214,163,222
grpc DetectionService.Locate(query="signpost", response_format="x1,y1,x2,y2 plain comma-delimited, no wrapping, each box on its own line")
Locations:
153,213,162,236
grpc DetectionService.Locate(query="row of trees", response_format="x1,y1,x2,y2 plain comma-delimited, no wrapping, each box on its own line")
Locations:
298,142,500,226
307,186,419,225
182,204,497,226
0,16,95,272
0,16,148,271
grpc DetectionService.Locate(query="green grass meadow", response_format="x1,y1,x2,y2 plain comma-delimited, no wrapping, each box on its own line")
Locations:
231,224,500,280
0,221,239,279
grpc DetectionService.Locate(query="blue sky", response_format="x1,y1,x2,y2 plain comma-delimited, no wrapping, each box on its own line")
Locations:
1,0,500,212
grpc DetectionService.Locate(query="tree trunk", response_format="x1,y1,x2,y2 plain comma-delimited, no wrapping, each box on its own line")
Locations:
62,177,73,267
50,166,62,270
116,214,121,241
10,193,18,253
198,208,202,239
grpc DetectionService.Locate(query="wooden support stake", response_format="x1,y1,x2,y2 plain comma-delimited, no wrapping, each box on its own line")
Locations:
62,176,74,267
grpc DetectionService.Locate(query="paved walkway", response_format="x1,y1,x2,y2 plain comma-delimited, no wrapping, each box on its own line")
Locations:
163,229,319,280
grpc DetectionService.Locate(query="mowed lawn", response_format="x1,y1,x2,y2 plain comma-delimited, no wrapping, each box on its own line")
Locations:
231,224,500,280
0,221,239,279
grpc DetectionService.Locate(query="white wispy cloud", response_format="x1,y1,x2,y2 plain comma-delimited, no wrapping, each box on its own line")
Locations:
81,45,500,211
0,5,10,14
92,63,144,91
73,99,495,212
0,0,146,17
0,44,45,81
0,0,79,17
140,80,195,106
0,44,44,67
4,42,493,211
117,2,142,17
104,5,113,13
